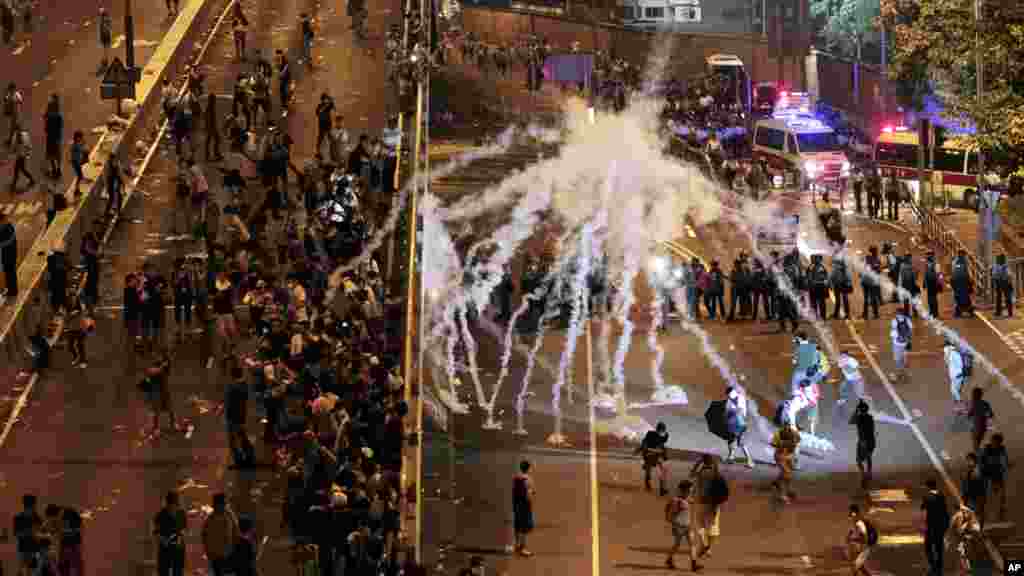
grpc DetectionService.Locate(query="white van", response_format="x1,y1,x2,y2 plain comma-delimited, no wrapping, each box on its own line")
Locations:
753,114,850,191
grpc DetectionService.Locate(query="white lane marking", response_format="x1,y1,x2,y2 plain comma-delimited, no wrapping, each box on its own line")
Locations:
843,322,1005,570
973,312,1024,409
665,237,1005,570
0,373,38,447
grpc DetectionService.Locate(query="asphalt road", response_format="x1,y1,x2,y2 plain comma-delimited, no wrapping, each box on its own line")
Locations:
0,0,396,573
415,105,1020,575
0,0,190,300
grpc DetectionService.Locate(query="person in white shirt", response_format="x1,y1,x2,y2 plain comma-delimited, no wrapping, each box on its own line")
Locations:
837,350,865,405
890,310,912,381
943,338,966,407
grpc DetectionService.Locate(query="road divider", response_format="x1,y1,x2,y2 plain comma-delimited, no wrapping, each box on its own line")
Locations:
0,0,231,368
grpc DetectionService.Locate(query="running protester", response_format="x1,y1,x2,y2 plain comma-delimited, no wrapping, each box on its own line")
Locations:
636,422,670,495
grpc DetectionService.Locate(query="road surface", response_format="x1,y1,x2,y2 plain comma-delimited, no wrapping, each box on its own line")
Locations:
0,0,396,573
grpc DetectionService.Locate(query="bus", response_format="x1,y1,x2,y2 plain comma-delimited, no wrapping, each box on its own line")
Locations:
873,125,1000,210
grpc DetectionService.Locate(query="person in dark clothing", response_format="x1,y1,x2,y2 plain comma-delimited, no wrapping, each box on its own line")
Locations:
636,422,670,495
205,93,223,162
153,491,187,576
141,265,168,352
226,365,252,469
46,243,68,313
961,452,988,528
512,460,535,556
923,252,942,318
726,255,749,322
104,153,128,215
703,261,725,321
43,94,64,178
885,173,901,220
347,134,370,177
921,478,950,576
849,400,875,488
276,50,291,111
124,273,142,351
315,93,335,156
81,229,100,308
69,130,88,197
0,212,17,300
231,515,258,576
862,246,881,319
14,494,43,575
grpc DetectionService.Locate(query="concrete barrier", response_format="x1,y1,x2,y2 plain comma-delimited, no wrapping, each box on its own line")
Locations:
0,0,232,365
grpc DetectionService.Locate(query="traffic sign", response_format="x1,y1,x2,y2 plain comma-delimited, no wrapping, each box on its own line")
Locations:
100,58,136,101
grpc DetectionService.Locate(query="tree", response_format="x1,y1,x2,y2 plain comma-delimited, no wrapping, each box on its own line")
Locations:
881,0,1024,154
810,0,878,58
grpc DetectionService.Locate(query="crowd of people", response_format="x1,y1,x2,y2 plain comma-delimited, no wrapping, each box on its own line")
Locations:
8,3,424,576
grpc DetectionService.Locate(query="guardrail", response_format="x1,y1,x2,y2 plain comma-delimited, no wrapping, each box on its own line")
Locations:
0,0,230,366
909,199,991,300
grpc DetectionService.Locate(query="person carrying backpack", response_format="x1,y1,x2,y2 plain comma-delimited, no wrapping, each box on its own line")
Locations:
664,480,700,571
830,255,852,320
890,310,912,381
943,338,971,409
689,454,725,560
847,504,877,576
808,254,829,320
992,253,1014,317
899,254,919,317
967,387,993,454
981,433,1010,523
771,422,800,503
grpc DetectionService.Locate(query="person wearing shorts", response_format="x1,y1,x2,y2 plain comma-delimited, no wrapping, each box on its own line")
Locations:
725,385,754,468
213,274,238,367
665,480,700,571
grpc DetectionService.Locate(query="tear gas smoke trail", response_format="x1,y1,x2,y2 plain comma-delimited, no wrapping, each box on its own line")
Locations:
612,260,640,395
325,127,521,300
553,224,595,437
830,243,1024,407
492,244,577,415
461,184,555,320
645,273,666,391
664,288,737,385
516,275,568,428
717,209,842,363
453,296,487,409
442,301,461,394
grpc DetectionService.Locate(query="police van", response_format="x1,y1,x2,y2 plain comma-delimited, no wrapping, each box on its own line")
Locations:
753,106,850,191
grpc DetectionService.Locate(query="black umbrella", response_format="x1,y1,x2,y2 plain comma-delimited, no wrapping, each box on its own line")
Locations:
705,399,731,441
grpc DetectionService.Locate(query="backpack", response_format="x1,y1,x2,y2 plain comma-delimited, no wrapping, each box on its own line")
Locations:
896,317,911,343
811,265,828,288
994,264,1010,287
773,400,790,427
3,92,15,116
981,445,1006,477
710,474,729,505
863,520,879,546
959,348,974,377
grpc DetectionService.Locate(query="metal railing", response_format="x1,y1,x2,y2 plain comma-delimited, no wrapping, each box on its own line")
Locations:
909,199,991,299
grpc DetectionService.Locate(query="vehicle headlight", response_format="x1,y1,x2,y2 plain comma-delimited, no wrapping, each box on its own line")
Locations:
804,161,820,175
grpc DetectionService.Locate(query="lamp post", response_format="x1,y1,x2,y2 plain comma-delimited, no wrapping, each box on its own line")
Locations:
975,0,993,293
125,0,138,81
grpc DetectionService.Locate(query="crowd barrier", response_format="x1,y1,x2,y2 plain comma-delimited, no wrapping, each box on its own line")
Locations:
909,199,991,300
0,0,230,365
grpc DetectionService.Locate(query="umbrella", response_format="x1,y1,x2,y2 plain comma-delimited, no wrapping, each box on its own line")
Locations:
705,399,732,441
